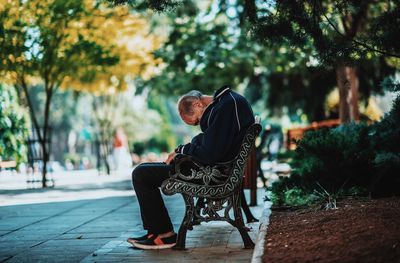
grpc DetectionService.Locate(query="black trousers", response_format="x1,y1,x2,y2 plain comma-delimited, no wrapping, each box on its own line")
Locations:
131,162,174,234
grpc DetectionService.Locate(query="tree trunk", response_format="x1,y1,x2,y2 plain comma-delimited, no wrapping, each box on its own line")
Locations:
92,98,114,175
18,78,48,187
103,140,111,175
41,87,54,188
336,65,360,123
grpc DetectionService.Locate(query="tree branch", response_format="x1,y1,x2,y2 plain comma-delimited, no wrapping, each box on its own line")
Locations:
244,0,258,24
322,12,400,59
348,1,372,38
290,1,328,53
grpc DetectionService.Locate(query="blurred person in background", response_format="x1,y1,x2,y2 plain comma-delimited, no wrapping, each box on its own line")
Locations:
113,127,131,170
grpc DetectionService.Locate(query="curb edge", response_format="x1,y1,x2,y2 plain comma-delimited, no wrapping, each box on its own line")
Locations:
251,201,272,263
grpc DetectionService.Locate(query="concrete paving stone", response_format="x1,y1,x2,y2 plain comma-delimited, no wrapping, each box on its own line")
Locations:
105,246,128,253
90,259,126,263
0,240,39,250
0,216,48,228
119,231,143,239
185,240,199,245
19,226,73,233
59,210,109,216
102,240,124,247
67,226,128,233
34,214,100,225
55,232,122,240
122,257,155,262
1,173,264,263
7,255,55,263
9,248,105,262
212,239,229,247
0,232,57,242
123,251,148,257
21,220,83,229
226,241,247,247
67,228,122,234
104,252,133,258
0,230,11,235
178,260,206,263
0,226,20,231
117,242,132,248
2,204,87,217
124,259,172,263
36,238,111,247
0,255,13,262
9,254,86,263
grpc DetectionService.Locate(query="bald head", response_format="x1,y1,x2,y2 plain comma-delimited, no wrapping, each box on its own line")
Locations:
178,90,203,117
178,90,213,126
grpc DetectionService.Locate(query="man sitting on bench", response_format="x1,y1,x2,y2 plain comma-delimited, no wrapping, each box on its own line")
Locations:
129,85,255,250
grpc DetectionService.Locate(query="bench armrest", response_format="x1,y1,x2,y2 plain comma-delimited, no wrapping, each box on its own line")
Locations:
170,154,231,185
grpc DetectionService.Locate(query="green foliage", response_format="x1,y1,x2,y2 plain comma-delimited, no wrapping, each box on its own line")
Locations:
132,141,145,155
63,153,81,167
117,0,400,63
132,0,398,123
131,135,170,155
270,91,400,205
271,123,375,206
146,95,178,151
293,123,374,191
270,185,318,207
146,137,170,153
109,0,180,12
369,88,400,196
0,85,29,165
381,76,400,91
250,1,400,64
137,2,257,96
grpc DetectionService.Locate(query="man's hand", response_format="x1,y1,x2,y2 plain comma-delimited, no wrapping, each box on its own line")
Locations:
165,152,176,165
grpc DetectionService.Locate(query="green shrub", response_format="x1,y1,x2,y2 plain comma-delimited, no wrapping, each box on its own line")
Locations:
292,122,374,192
270,89,400,205
369,90,400,196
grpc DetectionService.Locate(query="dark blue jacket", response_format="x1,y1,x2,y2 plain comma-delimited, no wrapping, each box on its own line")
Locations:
176,86,255,164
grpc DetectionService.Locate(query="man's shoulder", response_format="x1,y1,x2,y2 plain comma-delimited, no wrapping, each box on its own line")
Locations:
215,94,235,110
216,89,234,101
211,90,251,117
219,90,249,107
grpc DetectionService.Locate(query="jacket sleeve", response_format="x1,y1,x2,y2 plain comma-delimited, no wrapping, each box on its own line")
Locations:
180,101,238,164
174,133,204,154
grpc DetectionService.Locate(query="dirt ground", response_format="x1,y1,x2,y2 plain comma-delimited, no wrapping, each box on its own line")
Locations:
263,197,400,263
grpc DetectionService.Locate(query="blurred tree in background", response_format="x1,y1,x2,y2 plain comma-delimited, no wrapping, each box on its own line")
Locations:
0,0,398,183
0,84,29,166
135,1,267,97
25,86,82,162
125,0,398,123
245,0,400,122
0,0,161,185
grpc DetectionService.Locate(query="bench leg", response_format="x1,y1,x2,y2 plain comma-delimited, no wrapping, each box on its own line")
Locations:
233,192,255,249
173,194,194,250
241,188,259,223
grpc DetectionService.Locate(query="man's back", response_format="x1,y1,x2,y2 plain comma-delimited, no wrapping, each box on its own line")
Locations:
178,86,254,164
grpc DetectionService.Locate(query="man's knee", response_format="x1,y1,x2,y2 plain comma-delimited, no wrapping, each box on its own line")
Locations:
131,163,147,185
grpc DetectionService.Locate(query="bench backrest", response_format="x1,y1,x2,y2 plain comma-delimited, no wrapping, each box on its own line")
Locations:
226,122,262,191
161,121,261,198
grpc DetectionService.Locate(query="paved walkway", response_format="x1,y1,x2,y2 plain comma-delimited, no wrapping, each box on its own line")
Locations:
0,170,264,262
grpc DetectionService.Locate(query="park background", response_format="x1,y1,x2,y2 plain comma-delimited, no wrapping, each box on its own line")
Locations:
1,0,400,262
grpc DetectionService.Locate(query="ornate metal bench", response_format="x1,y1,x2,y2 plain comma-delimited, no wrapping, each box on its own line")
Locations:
161,122,262,249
